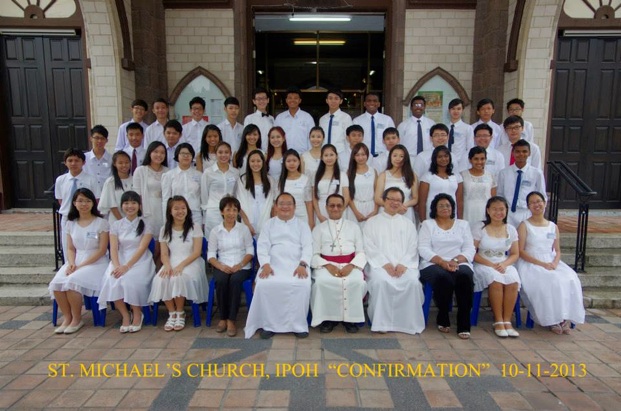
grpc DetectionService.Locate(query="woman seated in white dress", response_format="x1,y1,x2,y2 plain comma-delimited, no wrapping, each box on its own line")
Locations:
517,191,585,334
98,191,156,333
49,188,110,334
472,196,520,338
148,195,209,331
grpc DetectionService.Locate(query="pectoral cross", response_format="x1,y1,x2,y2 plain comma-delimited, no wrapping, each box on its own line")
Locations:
330,242,336,252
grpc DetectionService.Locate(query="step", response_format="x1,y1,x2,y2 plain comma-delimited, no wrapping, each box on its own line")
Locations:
0,247,56,267
0,232,55,246
577,268,621,288
560,233,621,249
0,284,51,306
0,267,57,284
582,288,621,309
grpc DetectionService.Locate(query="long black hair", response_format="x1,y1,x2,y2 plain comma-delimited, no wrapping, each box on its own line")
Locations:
199,124,222,161
243,150,271,198
111,150,131,190
163,195,193,242
347,142,370,201
278,149,302,193
142,141,168,168
67,188,103,221
120,190,145,236
314,144,341,200
234,124,262,169
387,144,415,187
266,126,288,173
429,145,453,175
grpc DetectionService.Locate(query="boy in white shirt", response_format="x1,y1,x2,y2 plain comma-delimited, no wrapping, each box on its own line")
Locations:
84,125,112,193
182,96,209,155
470,98,503,150
353,92,395,157
144,98,169,147
319,89,352,153
447,98,474,173
274,86,315,154
505,98,534,143
122,123,147,175
244,87,274,152
372,128,415,173
498,116,542,169
397,95,435,155
338,125,365,169
472,124,505,178
114,99,149,151
217,97,244,153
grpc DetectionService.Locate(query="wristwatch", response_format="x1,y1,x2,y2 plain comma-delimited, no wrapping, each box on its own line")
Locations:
299,262,308,268
452,258,459,263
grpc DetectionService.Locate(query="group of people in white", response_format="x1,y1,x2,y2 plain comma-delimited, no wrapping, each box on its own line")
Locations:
49,88,585,339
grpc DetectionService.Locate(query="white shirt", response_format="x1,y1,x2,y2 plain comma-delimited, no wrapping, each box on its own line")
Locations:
319,109,352,153
449,120,475,173
274,108,315,154
200,163,240,210
497,164,546,213
497,140,543,170
311,218,366,269
418,218,476,270
164,142,182,170
244,110,274,152
216,120,244,153
207,221,254,270
182,119,208,155
412,149,433,179
123,146,147,172
144,121,166,147
114,120,149,151
54,171,101,216
471,119,503,149
352,111,395,155
397,115,435,155
84,150,112,193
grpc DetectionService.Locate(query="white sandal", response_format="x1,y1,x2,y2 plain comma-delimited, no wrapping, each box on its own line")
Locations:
174,311,186,331
164,312,177,331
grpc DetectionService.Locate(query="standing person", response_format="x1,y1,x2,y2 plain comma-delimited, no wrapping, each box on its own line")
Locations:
233,124,262,170
149,196,209,331
472,196,520,338
338,125,365,169
161,143,202,226
371,127,407,173
497,116,542,169
413,123,451,179
517,191,585,334
144,98,170,146
236,150,277,238
208,196,254,337
266,126,287,181
274,86,315,154
345,143,378,227
311,194,367,333
98,191,155,333
505,98,534,142
472,123,505,178
163,120,184,170
245,193,313,339
461,146,497,228
115,99,149,151
181,96,208,155
217,97,244,153
352,92,395,158
201,142,240,238
301,126,324,178
496,140,546,227
195,124,222,172
244,87,274,152
49,188,109,334
418,193,476,339
278,149,314,228
446,98,474,173
99,151,133,223
374,144,418,221
319,88,352,153
313,144,350,224
470,98,502,150
84,125,112,193
418,146,464,221
133,141,169,236
363,187,425,335
397,96,436,155
123,123,147,175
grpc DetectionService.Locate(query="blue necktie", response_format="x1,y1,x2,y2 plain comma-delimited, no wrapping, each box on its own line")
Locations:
70,177,78,200
371,115,376,157
449,124,455,151
328,114,334,145
511,170,523,212
417,119,423,154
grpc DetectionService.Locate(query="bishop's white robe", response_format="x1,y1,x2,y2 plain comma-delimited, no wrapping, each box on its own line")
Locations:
363,212,425,334
310,219,367,326
244,216,313,338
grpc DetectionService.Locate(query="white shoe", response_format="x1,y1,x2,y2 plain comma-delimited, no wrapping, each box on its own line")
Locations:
504,322,520,337
63,321,84,334
492,322,508,338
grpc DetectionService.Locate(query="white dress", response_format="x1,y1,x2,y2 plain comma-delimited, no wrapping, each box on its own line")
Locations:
282,174,313,224
236,176,277,237
421,172,463,219
49,218,110,298
347,169,376,227
315,172,349,223
201,164,240,238
267,157,282,182
148,225,209,304
382,170,414,221
461,170,496,228
244,217,313,338
161,167,203,226
302,151,321,178
133,165,168,235
99,176,133,223
472,223,521,292
516,221,585,326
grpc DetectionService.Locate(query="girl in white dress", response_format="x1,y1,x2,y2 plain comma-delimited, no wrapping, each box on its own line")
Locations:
473,196,521,338
161,143,202,226
461,146,497,228
49,188,110,334
374,144,418,221
419,145,463,221
278,149,314,228
196,125,222,172
98,191,156,333
517,191,585,334
345,142,378,227
301,126,324,178
133,141,169,237
149,195,209,331
233,124,262,170
201,142,239,238
99,151,133,223
266,126,287,181
237,150,276,237
313,144,350,224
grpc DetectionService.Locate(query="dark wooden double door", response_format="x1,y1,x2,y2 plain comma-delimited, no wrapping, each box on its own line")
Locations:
549,36,621,209
1,35,88,208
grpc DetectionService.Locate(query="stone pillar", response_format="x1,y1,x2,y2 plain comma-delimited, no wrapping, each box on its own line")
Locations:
386,0,406,123
234,0,250,116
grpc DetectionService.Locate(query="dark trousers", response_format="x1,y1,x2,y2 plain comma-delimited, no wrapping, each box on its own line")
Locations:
420,264,474,333
213,268,251,321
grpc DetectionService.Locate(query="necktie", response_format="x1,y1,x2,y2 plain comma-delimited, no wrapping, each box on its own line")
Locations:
70,177,78,200
417,119,423,154
131,149,138,174
511,170,523,212
371,115,376,157
510,144,516,165
328,114,334,145
449,124,455,151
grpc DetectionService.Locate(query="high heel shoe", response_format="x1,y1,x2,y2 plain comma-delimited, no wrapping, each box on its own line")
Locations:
492,322,508,338
129,314,144,333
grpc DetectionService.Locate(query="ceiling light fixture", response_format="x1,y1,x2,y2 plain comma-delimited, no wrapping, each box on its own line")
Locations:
289,14,352,22
294,39,346,46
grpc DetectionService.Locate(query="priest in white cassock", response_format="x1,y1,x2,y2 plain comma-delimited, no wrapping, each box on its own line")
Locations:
244,192,313,339
310,194,367,334
363,187,425,334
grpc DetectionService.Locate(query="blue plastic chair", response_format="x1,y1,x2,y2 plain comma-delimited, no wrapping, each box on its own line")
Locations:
52,295,106,327
471,291,522,327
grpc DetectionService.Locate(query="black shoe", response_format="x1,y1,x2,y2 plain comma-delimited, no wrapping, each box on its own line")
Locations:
343,322,359,333
294,332,309,338
260,329,275,339
319,321,335,333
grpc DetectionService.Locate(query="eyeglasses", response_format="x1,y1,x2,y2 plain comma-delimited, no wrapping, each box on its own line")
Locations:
432,133,448,138
437,203,452,209
505,125,522,131
413,103,424,107
385,197,403,203
178,152,193,157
